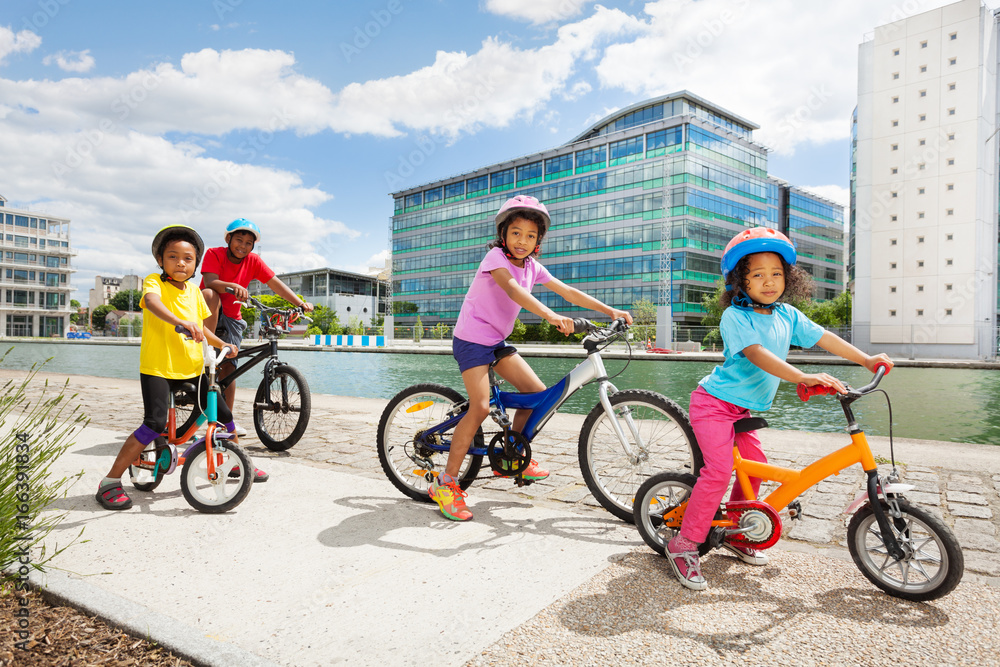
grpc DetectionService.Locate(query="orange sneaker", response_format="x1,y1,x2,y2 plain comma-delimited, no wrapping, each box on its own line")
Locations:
428,474,473,521
493,458,549,481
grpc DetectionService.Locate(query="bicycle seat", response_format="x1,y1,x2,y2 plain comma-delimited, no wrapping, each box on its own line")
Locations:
179,383,197,394
734,417,769,433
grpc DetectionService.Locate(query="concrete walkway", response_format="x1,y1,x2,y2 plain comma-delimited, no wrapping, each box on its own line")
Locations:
5,369,1000,665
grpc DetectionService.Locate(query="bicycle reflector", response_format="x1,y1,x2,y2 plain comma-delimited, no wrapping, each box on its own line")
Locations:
406,401,434,413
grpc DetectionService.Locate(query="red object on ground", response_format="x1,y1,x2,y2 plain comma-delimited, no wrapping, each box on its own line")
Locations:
648,348,680,354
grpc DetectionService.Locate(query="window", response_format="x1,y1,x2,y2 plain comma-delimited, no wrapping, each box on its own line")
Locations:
444,181,465,199
948,83,956,91
946,283,953,290
919,65,927,73
516,161,542,184
544,154,573,176
946,209,953,216
917,285,924,292
919,114,926,121
891,191,898,198
918,187,925,194
890,215,897,222
575,145,606,169
466,174,488,194
917,260,924,267
892,96,899,103
917,309,924,316
917,236,924,243
947,183,954,191
946,309,953,316
890,238,897,245
891,143,899,151
890,262,897,269
946,258,953,266
947,158,955,166
891,167,898,175
920,40,927,48
893,72,900,80
919,89,927,97
919,138,926,146
892,120,899,127
890,286,897,293
948,108,955,116
490,167,514,192
946,233,953,240
950,32,957,40
949,57,957,65
918,211,924,218
890,310,897,317
948,133,955,140
893,48,900,56
918,164,925,171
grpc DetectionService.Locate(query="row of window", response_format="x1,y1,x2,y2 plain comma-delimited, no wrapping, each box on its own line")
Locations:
2,233,69,249
889,107,957,126
687,126,767,175
888,233,954,245
890,81,958,104
2,252,68,266
888,183,956,201
889,132,956,152
788,192,844,225
891,32,958,57
3,269,68,285
887,259,955,269
3,290,67,307
585,99,753,141
1,214,55,230
887,282,956,293
890,56,958,79
887,309,953,317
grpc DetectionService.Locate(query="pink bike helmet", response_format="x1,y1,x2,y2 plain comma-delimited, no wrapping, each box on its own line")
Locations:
494,195,550,258
721,227,796,279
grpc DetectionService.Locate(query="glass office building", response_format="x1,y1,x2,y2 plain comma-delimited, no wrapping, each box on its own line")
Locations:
389,92,844,331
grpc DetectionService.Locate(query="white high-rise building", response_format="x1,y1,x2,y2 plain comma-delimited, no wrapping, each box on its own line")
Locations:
853,0,998,360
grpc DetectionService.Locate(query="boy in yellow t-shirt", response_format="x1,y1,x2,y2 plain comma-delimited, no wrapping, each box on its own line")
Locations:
96,225,243,510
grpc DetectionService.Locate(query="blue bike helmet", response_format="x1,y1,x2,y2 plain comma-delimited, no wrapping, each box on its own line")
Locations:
225,218,261,243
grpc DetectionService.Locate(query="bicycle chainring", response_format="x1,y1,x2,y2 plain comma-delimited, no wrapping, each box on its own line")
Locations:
723,500,782,550
486,431,531,478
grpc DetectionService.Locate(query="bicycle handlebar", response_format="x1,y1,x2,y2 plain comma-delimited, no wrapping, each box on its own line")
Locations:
796,362,892,402
174,325,233,366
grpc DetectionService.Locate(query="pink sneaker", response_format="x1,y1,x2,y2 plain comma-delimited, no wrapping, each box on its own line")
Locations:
493,458,549,481
666,535,707,591
721,541,768,565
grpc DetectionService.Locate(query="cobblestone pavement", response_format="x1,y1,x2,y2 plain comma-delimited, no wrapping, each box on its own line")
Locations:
7,369,1000,584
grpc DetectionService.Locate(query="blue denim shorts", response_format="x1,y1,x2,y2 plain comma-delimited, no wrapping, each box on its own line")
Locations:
452,337,518,373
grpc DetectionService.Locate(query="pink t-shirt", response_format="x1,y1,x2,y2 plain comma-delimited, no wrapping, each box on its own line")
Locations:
453,247,552,346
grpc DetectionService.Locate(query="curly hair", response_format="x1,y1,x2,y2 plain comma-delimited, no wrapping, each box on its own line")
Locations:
721,253,813,308
487,210,547,256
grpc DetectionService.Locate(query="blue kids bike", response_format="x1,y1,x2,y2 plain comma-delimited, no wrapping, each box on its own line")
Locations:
376,318,698,522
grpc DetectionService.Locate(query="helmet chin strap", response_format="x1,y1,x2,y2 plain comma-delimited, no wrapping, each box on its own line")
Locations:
731,288,776,311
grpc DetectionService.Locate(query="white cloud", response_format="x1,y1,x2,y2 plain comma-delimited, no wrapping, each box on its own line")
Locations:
593,0,980,155
42,49,95,73
0,26,41,65
800,184,849,208
484,0,595,25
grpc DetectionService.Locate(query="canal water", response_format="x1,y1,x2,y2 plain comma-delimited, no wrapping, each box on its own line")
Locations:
2,341,998,445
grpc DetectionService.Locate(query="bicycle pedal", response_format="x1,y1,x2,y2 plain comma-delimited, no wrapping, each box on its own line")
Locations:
787,501,803,520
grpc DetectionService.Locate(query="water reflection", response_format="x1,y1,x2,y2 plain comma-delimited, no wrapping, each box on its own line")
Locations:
2,342,997,445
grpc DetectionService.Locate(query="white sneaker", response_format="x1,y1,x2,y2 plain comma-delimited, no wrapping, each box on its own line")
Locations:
234,422,248,437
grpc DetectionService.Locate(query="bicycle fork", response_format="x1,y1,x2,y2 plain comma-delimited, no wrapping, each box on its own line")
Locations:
596,381,647,464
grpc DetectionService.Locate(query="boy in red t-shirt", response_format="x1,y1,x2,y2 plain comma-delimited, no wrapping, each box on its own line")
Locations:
200,219,314,453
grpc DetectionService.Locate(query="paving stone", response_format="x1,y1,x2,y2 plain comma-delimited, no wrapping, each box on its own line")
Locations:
902,465,937,473
955,518,997,536
964,550,1000,577
804,492,850,509
546,484,594,503
900,470,939,481
907,481,940,494
905,491,942,506
946,491,989,506
958,531,1000,553
949,473,985,487
786,517,834,544
802,504,840,520
948,504,994,519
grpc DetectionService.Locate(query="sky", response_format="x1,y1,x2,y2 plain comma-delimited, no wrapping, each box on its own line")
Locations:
0,0,985,302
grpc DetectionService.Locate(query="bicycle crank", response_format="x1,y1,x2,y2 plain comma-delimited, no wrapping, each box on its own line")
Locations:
722,500,782,550
487,430,532,481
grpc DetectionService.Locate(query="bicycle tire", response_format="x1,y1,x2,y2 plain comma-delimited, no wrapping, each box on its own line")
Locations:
847,498,964,601
633,471,712,556
128,438,167,492
253,365,311,451
174,388,200,439
377,383,483,502
579,389,701,522
180,437,254,513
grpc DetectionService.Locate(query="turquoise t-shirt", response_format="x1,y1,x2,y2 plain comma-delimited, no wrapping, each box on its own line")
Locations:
699,303,825,412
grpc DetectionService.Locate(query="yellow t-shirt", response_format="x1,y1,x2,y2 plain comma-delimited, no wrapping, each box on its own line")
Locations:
139,273,210,379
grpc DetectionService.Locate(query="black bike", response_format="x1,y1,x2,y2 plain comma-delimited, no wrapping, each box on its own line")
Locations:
172,295,312,451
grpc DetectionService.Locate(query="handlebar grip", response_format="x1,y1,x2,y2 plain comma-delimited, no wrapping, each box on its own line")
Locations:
573,318,595,334
874,362,891,377
225,286,236,294
174,324,195,338
796,383,838,402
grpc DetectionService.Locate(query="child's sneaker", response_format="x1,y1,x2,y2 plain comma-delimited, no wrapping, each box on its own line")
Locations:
428,474,472,521
492,458,549,481
721,541,768,566
666,535,707,591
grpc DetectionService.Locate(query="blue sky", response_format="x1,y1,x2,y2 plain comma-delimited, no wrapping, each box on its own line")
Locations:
0,0,975,301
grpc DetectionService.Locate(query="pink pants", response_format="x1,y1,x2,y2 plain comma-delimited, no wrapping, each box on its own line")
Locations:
680,386,767,544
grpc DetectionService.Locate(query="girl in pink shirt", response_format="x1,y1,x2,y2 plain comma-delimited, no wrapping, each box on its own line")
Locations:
429,195,632,521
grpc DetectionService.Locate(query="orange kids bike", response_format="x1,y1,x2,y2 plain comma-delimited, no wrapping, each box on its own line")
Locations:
633,364,964,601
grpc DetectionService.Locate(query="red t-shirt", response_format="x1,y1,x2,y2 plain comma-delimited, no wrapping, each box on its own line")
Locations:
200,247,275,320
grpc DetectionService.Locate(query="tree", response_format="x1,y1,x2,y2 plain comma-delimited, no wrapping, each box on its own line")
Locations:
109,289,143,312
699,282,727,328
632,297,657,344
800,290,852,328
508,317,527,342
413,315,423,342
91,304,114,330
393,301,418,315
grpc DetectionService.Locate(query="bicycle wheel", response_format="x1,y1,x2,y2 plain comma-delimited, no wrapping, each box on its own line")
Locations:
180,437,254,513
128,438,168,492
579,389,700,523
174,388,200,439
633,471,697,555
253,365,311,451
377,383,483,502
847,498,964,602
